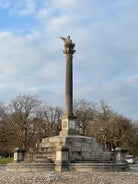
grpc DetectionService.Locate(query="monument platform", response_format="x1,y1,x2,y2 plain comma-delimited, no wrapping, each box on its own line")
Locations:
40,134,112,163
6,134,129,172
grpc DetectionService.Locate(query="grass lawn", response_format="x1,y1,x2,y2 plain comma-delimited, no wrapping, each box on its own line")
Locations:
0,157,13,164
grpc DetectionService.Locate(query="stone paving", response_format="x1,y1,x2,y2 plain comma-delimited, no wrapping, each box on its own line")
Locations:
0,170,138,184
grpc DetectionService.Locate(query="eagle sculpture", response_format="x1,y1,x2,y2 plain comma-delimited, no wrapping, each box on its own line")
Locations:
60,36,71,43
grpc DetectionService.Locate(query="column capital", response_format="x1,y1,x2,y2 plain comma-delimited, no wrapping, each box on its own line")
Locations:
60,36,76,55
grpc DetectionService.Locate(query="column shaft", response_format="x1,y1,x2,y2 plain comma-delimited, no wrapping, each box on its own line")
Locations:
66,55,73,116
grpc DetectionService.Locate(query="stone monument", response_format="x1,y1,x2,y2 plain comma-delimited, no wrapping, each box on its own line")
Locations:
60,36,77,136
32,36,128,172
6,36,129,172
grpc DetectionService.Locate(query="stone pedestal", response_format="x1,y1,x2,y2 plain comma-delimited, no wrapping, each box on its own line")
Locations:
60,115,78,136
13,147,25,163
55,146,69,171
115,147,127,163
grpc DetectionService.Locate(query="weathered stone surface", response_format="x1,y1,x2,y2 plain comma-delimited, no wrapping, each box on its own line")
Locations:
38,135,112,164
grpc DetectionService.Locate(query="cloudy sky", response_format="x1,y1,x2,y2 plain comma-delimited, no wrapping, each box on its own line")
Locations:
0,0,138,120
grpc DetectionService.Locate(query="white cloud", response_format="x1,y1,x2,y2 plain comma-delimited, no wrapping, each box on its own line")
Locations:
37,8,49,19
0,30,65,104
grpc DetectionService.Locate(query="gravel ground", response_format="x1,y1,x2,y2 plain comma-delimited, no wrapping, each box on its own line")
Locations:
0,171,138,184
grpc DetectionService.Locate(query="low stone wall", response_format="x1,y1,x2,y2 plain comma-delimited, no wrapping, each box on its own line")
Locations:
6,162,55,172
6,161,129,172
70,162,129,172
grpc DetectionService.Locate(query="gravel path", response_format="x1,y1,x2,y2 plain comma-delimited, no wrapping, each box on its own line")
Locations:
0,171,138,184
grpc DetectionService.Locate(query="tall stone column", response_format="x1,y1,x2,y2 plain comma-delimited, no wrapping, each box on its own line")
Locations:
60,36,77,135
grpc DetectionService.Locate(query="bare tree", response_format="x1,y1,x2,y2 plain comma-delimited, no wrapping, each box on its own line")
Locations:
0,102,15,156
6,94,42,151
92,100,138,154
34,105,63,138
74,99,98,135
0,95,137,156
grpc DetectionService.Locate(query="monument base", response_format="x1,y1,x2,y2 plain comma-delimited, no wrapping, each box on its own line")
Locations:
40,135,112,164
6,133,129,172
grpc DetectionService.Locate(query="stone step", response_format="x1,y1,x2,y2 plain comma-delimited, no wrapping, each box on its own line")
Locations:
34,156,53,163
